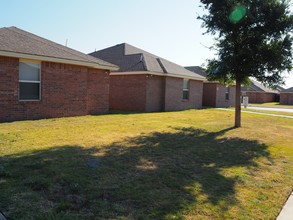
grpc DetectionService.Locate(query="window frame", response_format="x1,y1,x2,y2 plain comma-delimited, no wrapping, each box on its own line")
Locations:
19,59,41,101
182,79,189,100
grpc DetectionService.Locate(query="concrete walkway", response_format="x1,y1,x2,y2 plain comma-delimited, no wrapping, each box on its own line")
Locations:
277,192,293,220
218,108,293,119
246,106,293,113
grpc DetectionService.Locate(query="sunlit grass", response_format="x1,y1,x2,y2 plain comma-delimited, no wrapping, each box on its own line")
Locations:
0,109,292,219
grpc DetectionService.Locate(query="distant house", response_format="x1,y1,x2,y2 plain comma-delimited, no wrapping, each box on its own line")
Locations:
89,43,205,112
280,87,293,105
0,27,118,122
241,80,279,103
185,66,235,108
275,85,285,92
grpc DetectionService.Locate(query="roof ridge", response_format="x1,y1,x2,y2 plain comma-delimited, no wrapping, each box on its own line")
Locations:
140,54,148,71
156,58,167,73
122,44,148,71
123,43,162,59
6,27,106,65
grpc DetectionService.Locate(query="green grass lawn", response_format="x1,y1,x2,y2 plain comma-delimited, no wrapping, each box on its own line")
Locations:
0,109,293,220
249,102,293,109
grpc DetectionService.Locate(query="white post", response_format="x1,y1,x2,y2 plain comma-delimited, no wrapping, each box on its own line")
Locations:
243,96,249,108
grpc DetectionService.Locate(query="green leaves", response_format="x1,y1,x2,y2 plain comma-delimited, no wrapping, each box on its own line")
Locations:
198,0,293,87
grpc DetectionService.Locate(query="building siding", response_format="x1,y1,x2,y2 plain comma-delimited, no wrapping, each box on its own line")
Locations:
216,84,236,107
109,74,147,111
164,77,203,111
0,56,109,122
109,74,203,112
145,75,165,112
202,83,235,107
245,92,278,103
87,68,110,114
202,83,217,107
280,93,293,105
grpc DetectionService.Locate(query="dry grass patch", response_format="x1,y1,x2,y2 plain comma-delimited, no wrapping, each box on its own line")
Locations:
0,109,292,219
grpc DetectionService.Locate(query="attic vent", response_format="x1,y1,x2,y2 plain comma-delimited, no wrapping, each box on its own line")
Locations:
156,58,167,73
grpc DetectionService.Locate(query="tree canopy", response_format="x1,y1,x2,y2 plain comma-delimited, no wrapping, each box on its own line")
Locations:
198,0,293,127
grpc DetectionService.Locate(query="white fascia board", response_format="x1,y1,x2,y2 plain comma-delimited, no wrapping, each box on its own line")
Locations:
110,71,205,81
0,51,119,71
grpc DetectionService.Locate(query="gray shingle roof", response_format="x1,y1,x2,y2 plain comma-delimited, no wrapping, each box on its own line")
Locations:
242,80,279,93
282,87,293,92
89,43,205,81
275,85,285,92
0,26,117,70
185,66,207,78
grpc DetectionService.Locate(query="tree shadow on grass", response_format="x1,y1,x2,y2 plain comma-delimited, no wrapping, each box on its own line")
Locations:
0,127,270,219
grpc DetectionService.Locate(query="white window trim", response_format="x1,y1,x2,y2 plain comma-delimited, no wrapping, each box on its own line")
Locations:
19,59,41,101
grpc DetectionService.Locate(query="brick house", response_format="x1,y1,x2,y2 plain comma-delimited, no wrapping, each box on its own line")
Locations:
89,43,205,112
0,27,118,122
185,66,236,108
241,80,279,103
280,87,293,105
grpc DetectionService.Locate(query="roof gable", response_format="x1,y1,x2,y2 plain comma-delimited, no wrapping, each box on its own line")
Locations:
90,43,205,81
0,27,118,70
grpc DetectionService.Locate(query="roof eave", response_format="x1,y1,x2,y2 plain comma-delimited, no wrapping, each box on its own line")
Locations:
0,50,119,71
110,71,205,81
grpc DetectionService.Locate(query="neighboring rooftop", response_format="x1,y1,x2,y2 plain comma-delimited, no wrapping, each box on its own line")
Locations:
275,85,285,92
242,80,279,93
185,66,207,78
89,43,205,81
282,87,293,92
0,26,118,70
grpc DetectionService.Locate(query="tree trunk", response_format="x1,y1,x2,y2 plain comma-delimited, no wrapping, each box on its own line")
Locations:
234,79,241,127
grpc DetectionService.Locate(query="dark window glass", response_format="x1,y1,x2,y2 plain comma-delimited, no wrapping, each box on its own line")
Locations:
183,90,189,100
225,87,230,100
19,82,40,100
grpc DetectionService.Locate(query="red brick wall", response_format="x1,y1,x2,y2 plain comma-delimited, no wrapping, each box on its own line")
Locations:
202,83,217,107
109,74,203,112
216,84,236,107
246,92,278,103
87,68,109,114
109,74,147,111
202,83,236,108
280,93,293,105
0,57,19,122
0,56,109,122
164,77,203,111
146,75,165,112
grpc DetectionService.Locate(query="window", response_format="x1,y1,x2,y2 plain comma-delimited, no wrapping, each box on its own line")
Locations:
19,61,41,101
225,86,230,100
183,79,189,100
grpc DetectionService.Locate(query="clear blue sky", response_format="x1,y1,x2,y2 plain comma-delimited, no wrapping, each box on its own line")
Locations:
1,0,292,88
